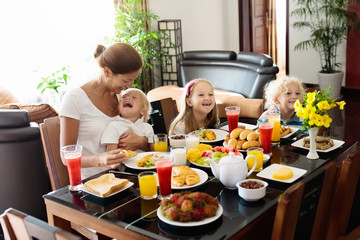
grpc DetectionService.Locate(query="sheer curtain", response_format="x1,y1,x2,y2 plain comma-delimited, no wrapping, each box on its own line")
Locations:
0,0,114,103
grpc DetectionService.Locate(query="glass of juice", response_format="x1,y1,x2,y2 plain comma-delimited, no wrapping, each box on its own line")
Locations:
138,171,158,200
61,144,83,192
185,135,200,151
247,147,264,172
267,113,280,147
225,106,240,134
258,119,273,154
154,133,168,152
170,146,187,166
155,160,172,199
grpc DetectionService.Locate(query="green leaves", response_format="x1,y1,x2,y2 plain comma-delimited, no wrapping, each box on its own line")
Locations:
292,0,360,73
37,65,70,95
108,0,175,92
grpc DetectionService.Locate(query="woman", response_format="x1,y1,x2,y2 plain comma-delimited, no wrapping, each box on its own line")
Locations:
60,42,149,179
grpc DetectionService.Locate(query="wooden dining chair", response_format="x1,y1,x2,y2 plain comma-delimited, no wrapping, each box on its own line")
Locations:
150,97,179,134
326,145,360,240
39,116,69,190
271,161,338,240
0,208,81,240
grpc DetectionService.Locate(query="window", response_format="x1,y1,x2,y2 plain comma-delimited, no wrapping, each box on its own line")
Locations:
0,0,114,102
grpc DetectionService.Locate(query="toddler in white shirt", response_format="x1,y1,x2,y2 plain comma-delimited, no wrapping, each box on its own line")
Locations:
101,88,154,151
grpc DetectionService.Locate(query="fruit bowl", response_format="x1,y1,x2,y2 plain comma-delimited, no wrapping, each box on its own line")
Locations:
236,179,268,202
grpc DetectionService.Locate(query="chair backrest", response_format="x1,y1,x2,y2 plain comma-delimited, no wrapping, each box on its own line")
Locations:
150,97,179,134
0,208,80,240
271,161,338,240
39,116,69,190
326,145,360,240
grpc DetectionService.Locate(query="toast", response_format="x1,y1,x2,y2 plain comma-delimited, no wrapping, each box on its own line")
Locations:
84,173,129,197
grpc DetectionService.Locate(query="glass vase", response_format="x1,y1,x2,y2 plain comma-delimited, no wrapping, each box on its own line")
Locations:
307,127,319,159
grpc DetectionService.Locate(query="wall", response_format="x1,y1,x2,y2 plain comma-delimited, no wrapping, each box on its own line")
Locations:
150,0,348,86
149,0,239,52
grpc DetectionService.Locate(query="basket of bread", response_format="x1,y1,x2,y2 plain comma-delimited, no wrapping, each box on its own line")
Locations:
224,128,260,150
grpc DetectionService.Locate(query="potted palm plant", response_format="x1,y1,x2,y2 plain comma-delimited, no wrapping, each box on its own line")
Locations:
292,0,360,99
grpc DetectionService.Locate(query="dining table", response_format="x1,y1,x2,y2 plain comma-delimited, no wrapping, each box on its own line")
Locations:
43,102,360,240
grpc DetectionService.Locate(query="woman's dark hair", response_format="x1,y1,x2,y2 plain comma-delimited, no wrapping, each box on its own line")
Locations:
94,43,143,74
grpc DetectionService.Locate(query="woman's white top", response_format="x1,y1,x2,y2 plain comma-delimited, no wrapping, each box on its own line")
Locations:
60,88,119,179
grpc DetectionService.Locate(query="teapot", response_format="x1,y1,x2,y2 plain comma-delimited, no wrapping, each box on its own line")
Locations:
206,152,257,189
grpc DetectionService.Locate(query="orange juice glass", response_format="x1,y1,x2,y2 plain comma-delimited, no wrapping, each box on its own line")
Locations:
268,113,280,147
138,171,158,199
247,147,264,172
154,133,168,152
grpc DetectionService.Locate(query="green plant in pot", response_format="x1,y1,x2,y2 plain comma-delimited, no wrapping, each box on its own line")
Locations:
107,0,173,93
292,0,360,99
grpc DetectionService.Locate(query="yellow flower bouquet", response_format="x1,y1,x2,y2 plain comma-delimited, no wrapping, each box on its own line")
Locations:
294,88,346,131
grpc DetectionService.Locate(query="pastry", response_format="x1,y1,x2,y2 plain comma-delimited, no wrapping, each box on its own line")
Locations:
185,174,201,186
242,140,260,150
230,128,243,139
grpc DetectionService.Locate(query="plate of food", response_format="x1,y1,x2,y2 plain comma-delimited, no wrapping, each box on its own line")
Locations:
123,152,170,170
82,173,134,198
157,192,223,227
223,128,261,152
256,164,307,183
280,125,299,138
188,129,229,143
171,166,208,189
291,137,345,152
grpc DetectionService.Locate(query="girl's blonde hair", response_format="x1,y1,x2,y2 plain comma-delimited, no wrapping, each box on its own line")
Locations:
264,76,306,109
169,79,219,134
120,88,151,122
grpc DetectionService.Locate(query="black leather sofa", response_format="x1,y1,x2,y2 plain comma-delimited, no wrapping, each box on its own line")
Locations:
0,110,51,226
147,50,279,121
178,50,279,99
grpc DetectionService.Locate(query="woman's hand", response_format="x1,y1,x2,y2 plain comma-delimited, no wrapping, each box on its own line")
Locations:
118,131,150,151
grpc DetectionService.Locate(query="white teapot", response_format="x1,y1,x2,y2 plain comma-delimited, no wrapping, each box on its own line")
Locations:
206,152,256,189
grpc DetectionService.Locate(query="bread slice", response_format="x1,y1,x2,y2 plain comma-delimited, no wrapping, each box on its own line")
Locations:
84,173,128,197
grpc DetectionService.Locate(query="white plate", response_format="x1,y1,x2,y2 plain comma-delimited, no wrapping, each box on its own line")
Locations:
291,138,345,152
157,205,223,227
123,152,170,170
281,126,299,139
190,160,211,168
81,181,134,198
263,154,271,164
256,164,307,183
188,129,229,143
171,168,209,189
219,122,257,132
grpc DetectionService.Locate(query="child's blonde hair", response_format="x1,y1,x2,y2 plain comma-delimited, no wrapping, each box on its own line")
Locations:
264,76,306,110
120,88,151,122
169,79,218,134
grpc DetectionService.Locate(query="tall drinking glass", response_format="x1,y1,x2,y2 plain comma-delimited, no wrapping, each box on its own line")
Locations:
138,171,158,200
154,133,168,152
155,160,172,199
170,146,187,166
61,144,83,192
267,113,280,147
258,119,273,154
185,135,199,151
225,106,240,134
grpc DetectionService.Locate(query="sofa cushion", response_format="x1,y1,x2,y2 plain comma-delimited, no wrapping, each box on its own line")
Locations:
147,85,264,119
0,86,20,104
0,103,58,124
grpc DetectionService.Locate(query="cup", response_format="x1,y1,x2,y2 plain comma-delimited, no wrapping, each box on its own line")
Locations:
154,133,168,152
267,113,281,147
258,119,273,154
247,147,264,172
155,160,172,199
225,106,240,134
61,144,83,192
138,171,158,200
185,135,200,151
170,146,187,166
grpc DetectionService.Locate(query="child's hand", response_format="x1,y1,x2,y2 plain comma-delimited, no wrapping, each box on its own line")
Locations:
98,149,127,167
